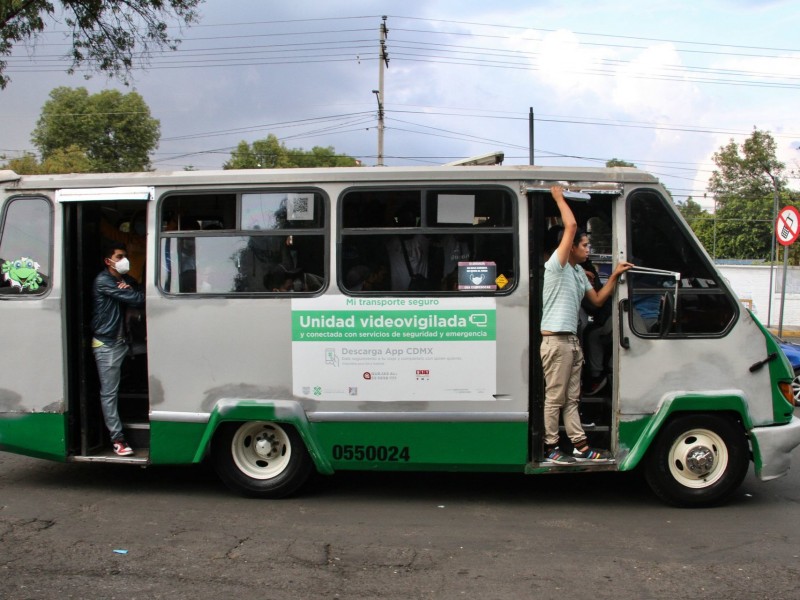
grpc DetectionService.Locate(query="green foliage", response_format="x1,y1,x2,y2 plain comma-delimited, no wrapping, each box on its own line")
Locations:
706,129,790,261
223,134,361,169
31,87,160,172
675,196,714,250
606,158,637,168
0,1,201,88
1,145,92,175
2,152,41,175
42,145,93,173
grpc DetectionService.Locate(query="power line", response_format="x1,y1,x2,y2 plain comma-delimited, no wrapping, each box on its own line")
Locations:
388,15,800,55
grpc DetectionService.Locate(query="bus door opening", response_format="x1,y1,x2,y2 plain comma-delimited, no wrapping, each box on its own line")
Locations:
529,187,618,460
64,199,150,458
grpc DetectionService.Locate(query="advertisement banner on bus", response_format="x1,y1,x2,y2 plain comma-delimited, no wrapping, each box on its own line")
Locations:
291,296,497,401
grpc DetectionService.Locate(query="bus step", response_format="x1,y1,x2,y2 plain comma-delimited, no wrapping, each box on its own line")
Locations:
525,459,617,474
559,425,609,432
122,421,150,450
71,450,149,465
579,396,611,404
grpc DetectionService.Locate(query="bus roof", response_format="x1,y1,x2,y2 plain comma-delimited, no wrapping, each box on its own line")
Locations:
0,165,660,192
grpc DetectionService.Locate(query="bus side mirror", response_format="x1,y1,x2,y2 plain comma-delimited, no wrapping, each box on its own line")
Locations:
658,291,676,338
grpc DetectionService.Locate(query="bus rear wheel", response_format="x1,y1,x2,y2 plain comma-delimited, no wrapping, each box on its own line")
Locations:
644,414,749,507
211,421,313,498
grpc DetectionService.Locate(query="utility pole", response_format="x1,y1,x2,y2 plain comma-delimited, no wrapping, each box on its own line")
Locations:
766,171,780,327
374,16,389,166
528,108,534,165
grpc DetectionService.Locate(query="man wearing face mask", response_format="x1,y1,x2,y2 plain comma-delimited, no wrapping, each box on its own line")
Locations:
91,242,145,456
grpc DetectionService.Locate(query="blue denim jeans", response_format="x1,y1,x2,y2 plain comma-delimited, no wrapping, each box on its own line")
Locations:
93,339,128,442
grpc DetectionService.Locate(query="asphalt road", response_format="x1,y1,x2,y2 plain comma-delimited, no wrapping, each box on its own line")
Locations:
2,433,799,600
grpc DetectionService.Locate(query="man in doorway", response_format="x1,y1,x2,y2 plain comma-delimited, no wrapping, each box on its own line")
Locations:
540,186,633,463
91,242,145,456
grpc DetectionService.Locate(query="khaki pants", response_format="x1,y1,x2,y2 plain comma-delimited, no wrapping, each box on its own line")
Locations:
540,335,587,448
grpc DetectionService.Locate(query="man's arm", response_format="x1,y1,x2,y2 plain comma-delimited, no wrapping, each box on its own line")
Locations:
551,185,577,267
585,261,634,307
96,276,145,307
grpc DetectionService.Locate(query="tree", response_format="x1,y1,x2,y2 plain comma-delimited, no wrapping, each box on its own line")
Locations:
0,0,201,89
1,152,41,174
2,144,91,174
31,87,160,172
606,158,636,168
223,134,361,169
42,144,92,173
675,196,712,247
707,129,791,260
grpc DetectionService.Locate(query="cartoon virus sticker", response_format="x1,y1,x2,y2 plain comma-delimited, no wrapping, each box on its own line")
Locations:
2,257,43,292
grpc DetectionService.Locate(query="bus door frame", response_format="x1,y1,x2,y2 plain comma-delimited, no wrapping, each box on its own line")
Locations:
56,187,153,456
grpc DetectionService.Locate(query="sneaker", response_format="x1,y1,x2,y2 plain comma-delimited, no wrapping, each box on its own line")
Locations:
545,447,577,464
112,438,134,456
584,375,608,396
573,447,611,461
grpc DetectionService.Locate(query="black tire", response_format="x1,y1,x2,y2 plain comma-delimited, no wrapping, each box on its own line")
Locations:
644,414,749,507
211,421,313,498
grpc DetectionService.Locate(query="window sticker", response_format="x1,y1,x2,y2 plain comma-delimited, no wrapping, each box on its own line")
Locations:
458,261,497,291
288,193,314,221
437,194,475,224
2,257,43,292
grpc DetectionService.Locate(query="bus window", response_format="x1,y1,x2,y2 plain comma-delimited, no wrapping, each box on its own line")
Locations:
340,188,516,293
159,191,326,295
0,197,51,295
628,190,736,336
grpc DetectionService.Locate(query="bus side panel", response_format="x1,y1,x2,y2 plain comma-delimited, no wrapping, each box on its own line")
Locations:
313,421,528,472
148,419,208,464
0,413,67,460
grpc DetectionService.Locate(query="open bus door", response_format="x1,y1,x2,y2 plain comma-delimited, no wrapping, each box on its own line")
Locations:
58,187,152,463
0,193,65,460
527,185,621,464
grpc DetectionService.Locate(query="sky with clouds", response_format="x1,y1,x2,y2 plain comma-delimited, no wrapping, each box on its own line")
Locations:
1,0,799,209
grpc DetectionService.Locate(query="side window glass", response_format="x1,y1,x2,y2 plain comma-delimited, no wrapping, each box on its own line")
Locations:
340,188,516,294
0,197,51,296
159,191,326,295
628,190,736,336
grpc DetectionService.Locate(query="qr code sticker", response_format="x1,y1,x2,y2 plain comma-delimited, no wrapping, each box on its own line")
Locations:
288,194,313,220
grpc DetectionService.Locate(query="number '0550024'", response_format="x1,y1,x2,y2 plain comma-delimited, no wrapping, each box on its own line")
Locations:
331,444,411,462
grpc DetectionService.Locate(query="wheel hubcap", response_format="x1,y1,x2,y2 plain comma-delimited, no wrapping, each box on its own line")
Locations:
685,444,715,476
253,433,275,459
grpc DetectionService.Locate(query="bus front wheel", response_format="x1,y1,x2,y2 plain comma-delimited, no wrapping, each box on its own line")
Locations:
211,421,313,498
644,414,749,507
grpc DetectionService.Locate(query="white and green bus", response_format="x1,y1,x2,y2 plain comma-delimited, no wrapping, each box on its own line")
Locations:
1,165,798,506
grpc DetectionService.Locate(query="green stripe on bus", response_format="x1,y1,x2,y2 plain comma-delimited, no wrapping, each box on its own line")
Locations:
0,412,67,461
149,420,208,464
312,421,527,471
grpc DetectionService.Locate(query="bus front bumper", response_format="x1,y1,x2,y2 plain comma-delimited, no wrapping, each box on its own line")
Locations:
750,416,800,481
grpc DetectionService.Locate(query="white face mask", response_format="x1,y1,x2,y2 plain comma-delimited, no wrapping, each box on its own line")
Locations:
112,257,130,275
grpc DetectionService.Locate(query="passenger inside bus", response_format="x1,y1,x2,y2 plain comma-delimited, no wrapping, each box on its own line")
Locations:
100,211,146,283
265,264,297,292
540,186,632,464
385,207,432,291
91,241,145,457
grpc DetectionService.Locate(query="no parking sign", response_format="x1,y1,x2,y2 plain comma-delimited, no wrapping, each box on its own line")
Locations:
776,205,800,246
